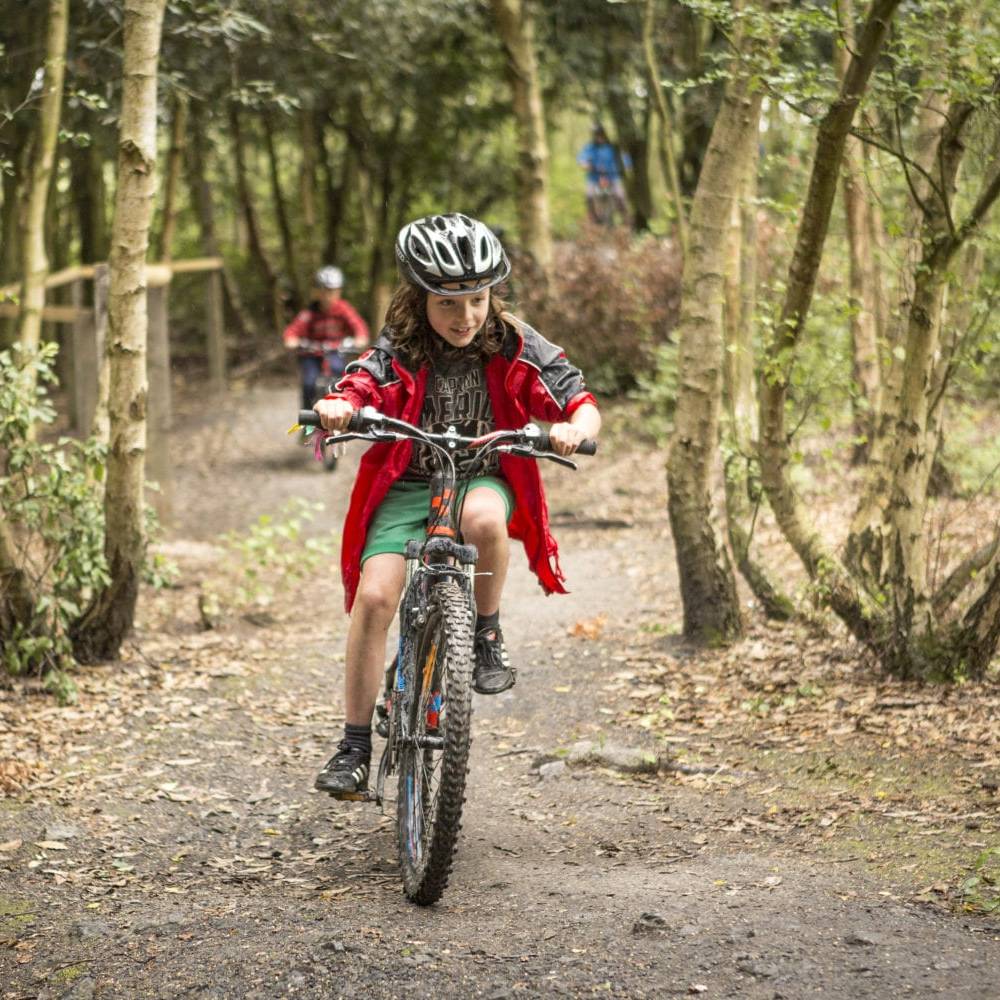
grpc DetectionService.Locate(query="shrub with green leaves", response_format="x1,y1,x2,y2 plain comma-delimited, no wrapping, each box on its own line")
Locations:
0,344,108,694
214,497,334,608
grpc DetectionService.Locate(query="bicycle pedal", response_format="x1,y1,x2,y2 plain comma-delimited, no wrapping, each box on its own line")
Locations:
329,789,373,802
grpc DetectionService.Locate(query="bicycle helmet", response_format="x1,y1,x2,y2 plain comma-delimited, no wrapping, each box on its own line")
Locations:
314,266,343,289
395,213,510,296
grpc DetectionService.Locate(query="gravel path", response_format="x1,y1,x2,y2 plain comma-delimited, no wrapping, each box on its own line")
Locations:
1,381,998,999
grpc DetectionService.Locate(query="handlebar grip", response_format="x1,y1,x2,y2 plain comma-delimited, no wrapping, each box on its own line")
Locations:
299,408,370,432
535,430,597,456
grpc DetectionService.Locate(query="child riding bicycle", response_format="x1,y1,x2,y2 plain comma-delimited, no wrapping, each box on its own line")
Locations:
311,213,601,798
283,266,369,410
577,124,631,226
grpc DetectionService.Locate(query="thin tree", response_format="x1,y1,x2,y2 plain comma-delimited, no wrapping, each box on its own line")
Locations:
490,0,553,276
73,0,168,663
666,2,773,643
643,0,688,254
14,0,68,398
835,0,882,462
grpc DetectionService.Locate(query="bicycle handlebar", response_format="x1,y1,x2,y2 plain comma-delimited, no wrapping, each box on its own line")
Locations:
297,407,597,456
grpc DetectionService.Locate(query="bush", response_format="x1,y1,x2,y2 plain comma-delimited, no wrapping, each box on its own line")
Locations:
0,344,108,696
510,228,681,395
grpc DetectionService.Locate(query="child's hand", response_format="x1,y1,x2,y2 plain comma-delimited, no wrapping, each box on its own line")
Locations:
548,422,589,456
314,397,354,431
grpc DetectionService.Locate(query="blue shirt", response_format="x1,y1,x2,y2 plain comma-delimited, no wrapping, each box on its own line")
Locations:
577,141,631,183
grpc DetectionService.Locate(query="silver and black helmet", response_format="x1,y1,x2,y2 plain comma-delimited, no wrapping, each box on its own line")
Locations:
314,266,343,289
395,213,510,295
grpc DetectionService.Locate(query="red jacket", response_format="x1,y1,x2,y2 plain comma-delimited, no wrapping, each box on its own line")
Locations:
283,298,369,355
326,316,598,612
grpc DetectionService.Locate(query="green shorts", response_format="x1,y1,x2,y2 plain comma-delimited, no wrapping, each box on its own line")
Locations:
361,476,515,564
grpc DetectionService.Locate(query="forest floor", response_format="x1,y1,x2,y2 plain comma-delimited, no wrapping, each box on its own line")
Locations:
2,376,1000,999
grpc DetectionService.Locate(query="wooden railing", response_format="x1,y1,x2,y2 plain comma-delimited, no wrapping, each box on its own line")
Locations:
0,257,228,436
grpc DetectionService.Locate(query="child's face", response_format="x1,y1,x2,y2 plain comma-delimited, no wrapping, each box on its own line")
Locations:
426,289,490,349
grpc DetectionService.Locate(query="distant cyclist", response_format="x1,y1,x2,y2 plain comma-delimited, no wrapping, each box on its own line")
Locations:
283,267,369,410
576,124,631,225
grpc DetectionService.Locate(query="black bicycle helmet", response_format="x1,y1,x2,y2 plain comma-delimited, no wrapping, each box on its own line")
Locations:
395,213,510,296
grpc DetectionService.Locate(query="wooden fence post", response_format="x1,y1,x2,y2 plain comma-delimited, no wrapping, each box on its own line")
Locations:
146,281,173,521
71,276,99,433
206,269,226,390
90,264,110,443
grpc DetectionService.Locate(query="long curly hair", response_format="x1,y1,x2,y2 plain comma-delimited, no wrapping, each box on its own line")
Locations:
383,281,509,369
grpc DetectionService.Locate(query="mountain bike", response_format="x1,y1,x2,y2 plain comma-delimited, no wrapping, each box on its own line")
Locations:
589,172,627,227
297,405,596,904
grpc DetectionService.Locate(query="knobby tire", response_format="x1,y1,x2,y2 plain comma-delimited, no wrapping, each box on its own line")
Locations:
396,578,474,905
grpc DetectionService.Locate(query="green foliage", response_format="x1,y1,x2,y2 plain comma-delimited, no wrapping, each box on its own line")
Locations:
142,500,180,591
0,344,108,681
213,498,333,608
959,846,1000,914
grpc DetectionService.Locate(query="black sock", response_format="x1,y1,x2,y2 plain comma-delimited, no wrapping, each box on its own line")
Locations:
476,610,500,633
343,722,372,755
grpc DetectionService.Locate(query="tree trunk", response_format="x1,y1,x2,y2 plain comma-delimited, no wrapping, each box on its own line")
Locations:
720,138,792,620
846,87,953,581
757,0,901,644
643,0,688,253
665,12,772,644
149,92,185,518
70,138,110,266
15,0,68,399
73,0,167,664
262,111,302,304
157,91,187,263
228,102,283,333
185,103,255,342
835,0,881,464
0,511,42,641
489,0,553,275
299,108,319,275
879,106,1000,670
319,109,351,264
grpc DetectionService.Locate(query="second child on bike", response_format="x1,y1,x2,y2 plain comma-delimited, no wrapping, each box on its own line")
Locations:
283,266,370,411
311,213,601,798
577,124,632,226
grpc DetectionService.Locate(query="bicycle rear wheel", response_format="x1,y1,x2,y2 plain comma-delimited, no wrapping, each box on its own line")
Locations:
396,577,474,905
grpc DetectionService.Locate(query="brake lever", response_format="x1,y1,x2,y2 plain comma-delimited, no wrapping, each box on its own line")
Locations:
505,444,578,470
540,452,578,470
322,432,367,446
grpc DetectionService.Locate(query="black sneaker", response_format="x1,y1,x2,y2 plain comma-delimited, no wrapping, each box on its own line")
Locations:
314,740,371,799
472,625,516,695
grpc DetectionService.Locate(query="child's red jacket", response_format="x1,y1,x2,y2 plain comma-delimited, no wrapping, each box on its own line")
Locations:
325,317,598,612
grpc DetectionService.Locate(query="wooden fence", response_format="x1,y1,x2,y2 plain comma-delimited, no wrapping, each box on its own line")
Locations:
0,257,226,435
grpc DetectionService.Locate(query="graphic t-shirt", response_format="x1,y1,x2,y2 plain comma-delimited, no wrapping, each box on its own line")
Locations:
405,350,499,479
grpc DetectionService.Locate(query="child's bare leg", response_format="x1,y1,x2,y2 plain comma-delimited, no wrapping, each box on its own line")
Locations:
344,553,406,725
460,486,515,694
460,487,509,615
316,552,405,796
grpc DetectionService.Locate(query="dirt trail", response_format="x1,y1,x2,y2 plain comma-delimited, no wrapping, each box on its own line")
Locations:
2,382,999,999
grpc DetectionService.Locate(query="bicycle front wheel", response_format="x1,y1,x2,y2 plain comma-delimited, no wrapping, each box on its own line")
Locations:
396,577,474,905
